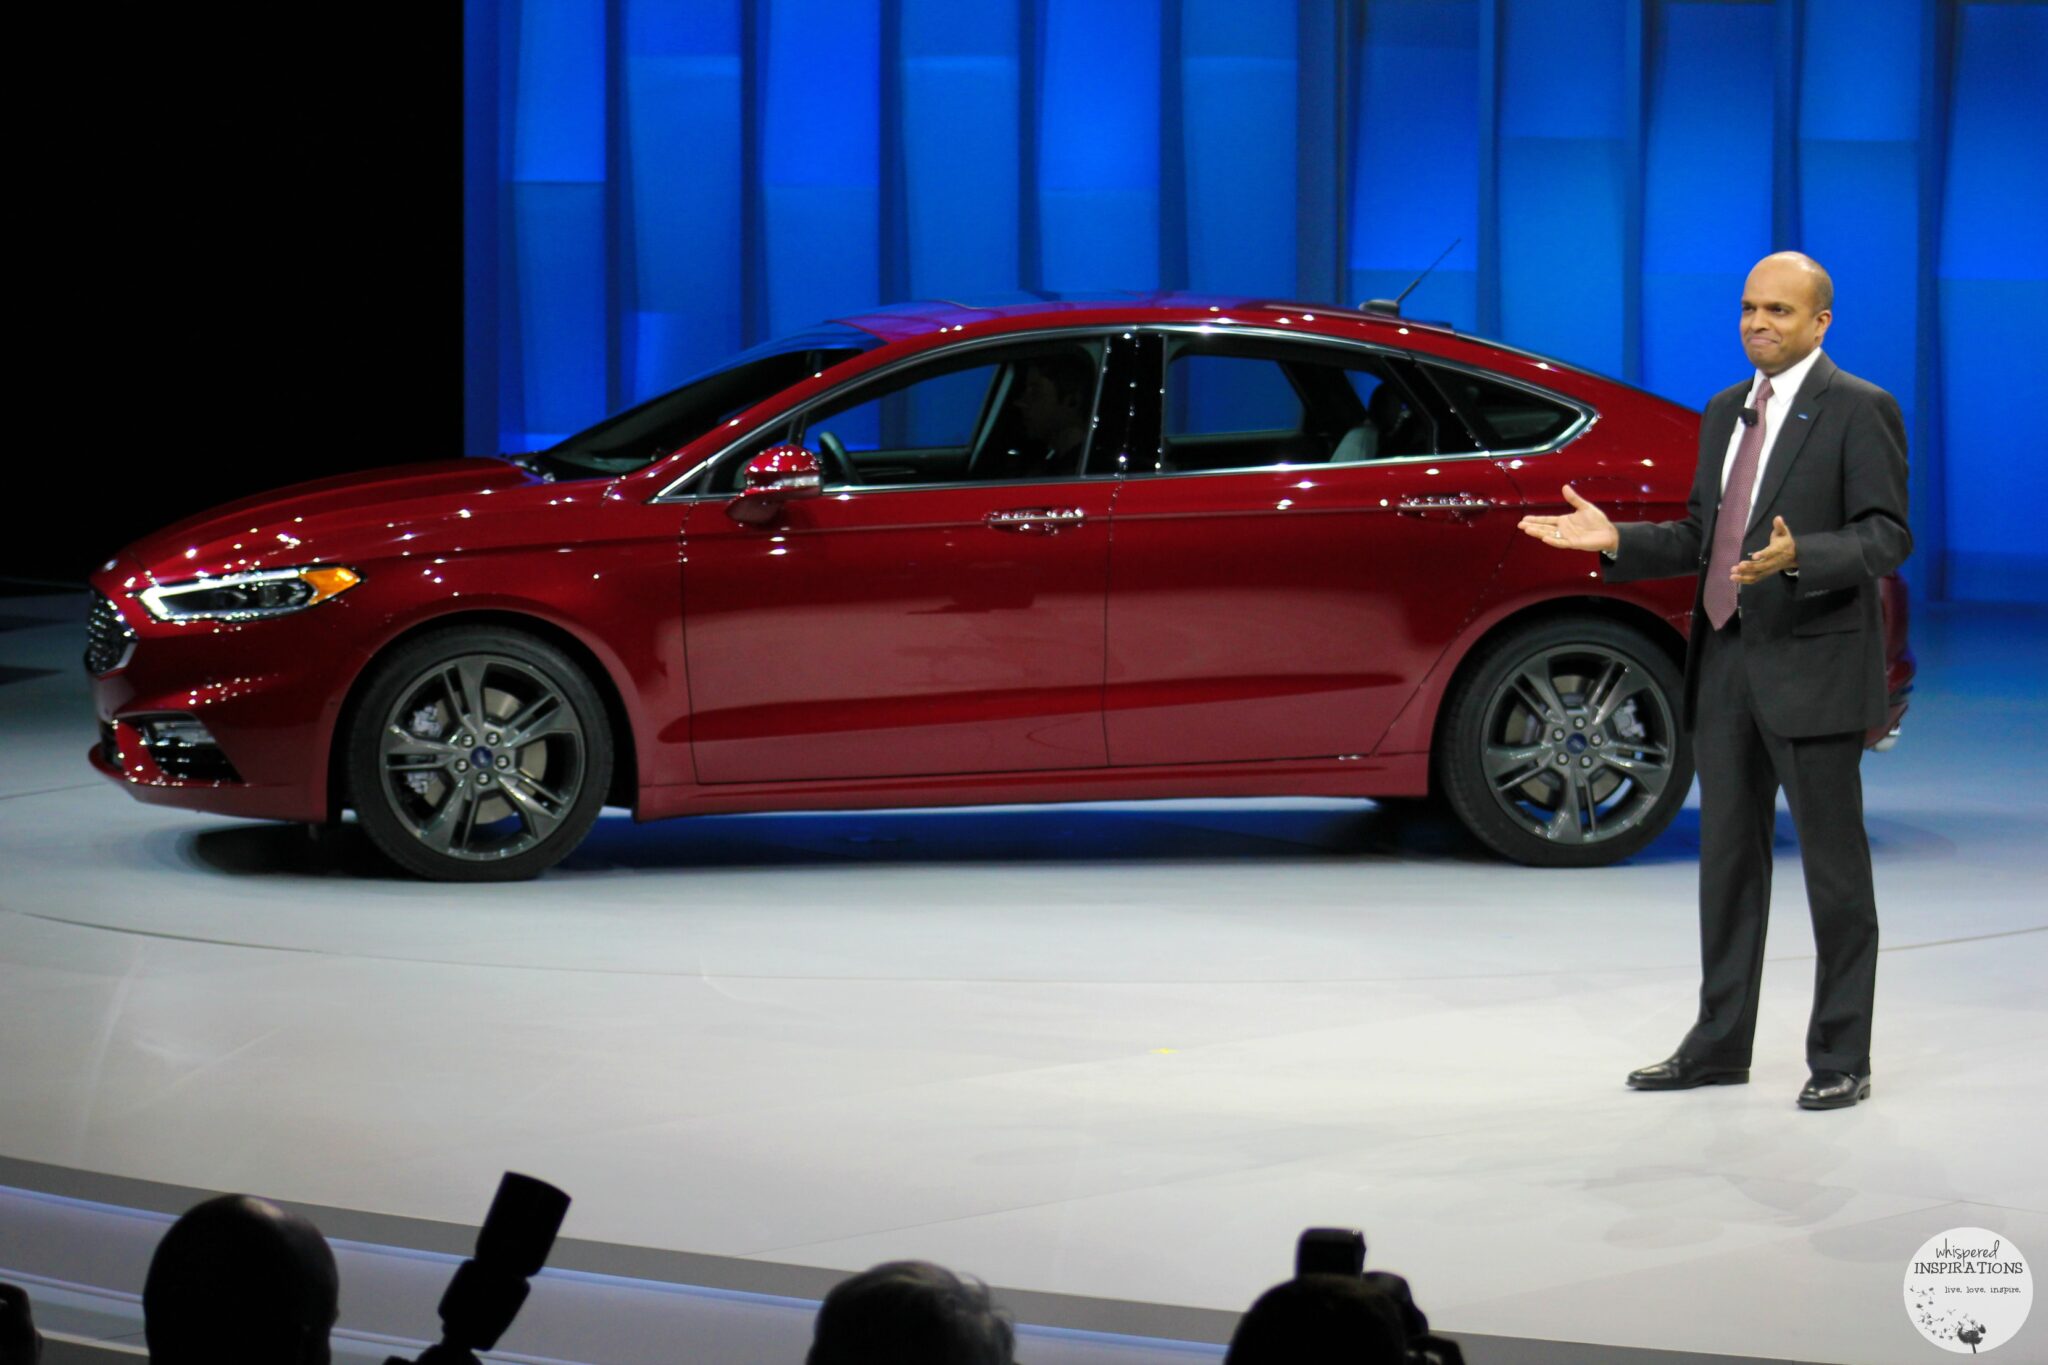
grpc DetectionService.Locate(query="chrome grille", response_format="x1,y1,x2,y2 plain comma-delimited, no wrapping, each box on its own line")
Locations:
85,590,136,675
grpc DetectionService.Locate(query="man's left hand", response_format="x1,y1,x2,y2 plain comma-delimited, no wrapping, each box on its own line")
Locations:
1730,516,1798,584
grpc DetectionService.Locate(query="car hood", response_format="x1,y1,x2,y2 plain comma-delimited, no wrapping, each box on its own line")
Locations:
118,457,547,583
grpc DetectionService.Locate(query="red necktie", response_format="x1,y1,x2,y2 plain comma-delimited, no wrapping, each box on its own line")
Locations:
1702,375,1773,629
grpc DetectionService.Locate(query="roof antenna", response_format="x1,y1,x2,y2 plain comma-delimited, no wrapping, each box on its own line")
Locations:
1361,238,1461,317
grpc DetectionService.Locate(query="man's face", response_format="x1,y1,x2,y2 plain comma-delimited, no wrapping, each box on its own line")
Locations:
1740,259,1830,376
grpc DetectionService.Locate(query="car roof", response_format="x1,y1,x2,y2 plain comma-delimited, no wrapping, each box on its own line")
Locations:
822,292,1695,414
825,292,1463,344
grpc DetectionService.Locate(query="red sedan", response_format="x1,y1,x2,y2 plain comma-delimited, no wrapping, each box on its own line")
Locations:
86,295,1912,880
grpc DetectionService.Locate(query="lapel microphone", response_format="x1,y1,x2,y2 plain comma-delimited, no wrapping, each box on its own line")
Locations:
1738,407,1759,427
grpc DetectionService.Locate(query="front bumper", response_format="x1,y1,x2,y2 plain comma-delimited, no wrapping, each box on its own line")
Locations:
86,568,351,823
87,733,321,820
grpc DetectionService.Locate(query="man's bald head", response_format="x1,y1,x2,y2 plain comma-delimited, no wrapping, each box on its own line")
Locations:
1741,253,1833,376
1756,251,1833,313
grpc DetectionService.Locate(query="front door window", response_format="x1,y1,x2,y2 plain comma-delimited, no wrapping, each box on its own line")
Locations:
789,338,1110,490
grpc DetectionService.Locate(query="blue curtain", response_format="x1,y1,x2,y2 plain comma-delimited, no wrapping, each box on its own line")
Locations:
465,0,2047,603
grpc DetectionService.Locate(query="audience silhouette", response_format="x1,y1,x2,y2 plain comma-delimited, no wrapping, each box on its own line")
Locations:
806,1260,1015,1365
9,1191,1463,1365
142,1194,339,1365
1224,1272,1409,1363
1,1281,44,1365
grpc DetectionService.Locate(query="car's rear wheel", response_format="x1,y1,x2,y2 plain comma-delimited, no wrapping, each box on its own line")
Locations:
346,627,612,881
1437,618,1692,867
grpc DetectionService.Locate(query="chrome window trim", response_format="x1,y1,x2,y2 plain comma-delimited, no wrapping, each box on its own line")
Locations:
649,325,1127,503
648,322,1597,501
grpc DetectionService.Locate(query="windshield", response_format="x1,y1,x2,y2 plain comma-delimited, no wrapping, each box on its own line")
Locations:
526,324,882,478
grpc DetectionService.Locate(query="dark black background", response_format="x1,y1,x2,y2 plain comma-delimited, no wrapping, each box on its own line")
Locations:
9,11,463,585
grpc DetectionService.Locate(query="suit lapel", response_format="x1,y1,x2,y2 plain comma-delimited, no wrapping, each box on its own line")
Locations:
1746,352,1835,536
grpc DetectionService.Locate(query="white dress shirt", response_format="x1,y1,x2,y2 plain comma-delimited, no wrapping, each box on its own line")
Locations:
1720,345,1824,505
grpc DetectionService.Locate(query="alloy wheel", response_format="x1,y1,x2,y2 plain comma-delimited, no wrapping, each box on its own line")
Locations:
1477,642,1677,847
373,652,591,864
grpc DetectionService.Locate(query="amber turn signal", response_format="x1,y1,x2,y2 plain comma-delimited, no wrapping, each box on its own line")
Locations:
300,566,362,603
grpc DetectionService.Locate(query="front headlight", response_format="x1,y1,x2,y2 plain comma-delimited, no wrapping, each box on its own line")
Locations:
138,566,362,622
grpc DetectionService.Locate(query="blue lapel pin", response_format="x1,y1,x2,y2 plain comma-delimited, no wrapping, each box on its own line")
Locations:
1796,411,1810,421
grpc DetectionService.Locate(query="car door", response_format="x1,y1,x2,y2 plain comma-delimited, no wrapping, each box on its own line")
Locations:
681,334,1118,784
1103,330,1523,766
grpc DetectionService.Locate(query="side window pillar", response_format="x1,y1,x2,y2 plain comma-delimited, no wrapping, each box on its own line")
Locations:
1090,331,1166,475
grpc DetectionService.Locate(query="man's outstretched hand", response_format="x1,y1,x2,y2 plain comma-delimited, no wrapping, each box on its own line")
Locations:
1518,485,1619,554
1730,515,1798,584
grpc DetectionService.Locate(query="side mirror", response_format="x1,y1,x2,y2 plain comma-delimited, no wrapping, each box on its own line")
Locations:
727,445,823,525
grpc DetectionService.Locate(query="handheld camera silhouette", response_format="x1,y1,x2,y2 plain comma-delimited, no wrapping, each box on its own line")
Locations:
384,1172,570,1365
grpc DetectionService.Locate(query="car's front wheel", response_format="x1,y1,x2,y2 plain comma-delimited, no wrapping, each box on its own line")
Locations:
1437,618,1692,867
346,627,612,881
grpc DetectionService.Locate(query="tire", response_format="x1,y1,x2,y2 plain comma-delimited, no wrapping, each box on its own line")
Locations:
345,627,613,881
1436,617,1692,867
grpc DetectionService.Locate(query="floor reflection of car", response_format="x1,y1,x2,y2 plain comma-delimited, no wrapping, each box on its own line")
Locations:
87,295,1913,880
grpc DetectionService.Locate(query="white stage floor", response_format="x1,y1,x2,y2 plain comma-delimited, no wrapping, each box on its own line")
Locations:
3,587,2045,1364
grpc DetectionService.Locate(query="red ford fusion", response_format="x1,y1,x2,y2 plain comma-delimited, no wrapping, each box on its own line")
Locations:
86,295,1913,880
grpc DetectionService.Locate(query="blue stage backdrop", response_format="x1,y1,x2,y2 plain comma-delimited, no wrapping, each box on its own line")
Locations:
464,0,2046,603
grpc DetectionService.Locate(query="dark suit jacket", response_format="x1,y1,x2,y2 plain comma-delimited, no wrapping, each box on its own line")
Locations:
1604,352,1911,738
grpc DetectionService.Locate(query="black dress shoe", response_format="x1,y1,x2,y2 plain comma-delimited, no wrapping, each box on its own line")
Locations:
1626,1055,1750,1090
1797,1071,1871,1110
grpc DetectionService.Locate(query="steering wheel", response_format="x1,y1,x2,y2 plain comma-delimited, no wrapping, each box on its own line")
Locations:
813,430,854,487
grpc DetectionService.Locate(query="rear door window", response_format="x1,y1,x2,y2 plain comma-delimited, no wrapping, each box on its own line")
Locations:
1145,336,1442,474
1169,355,1304,438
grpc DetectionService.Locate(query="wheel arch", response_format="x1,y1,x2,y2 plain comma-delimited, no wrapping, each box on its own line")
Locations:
1381,593,1688,787
1420,596,1694,865
326,610,640,821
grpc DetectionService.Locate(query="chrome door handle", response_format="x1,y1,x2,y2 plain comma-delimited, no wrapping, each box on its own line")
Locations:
1395,493,1492,522
985,507,1087,534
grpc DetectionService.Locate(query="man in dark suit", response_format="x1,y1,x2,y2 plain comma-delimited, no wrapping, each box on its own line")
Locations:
1517,251,1911,1110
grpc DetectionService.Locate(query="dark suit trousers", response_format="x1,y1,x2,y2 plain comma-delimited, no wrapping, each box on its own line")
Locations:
1683,617,1879,1074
